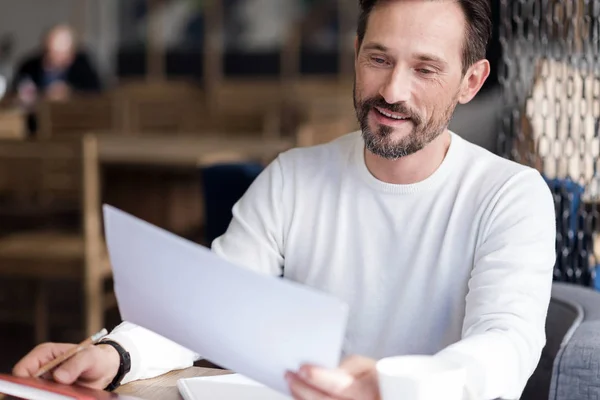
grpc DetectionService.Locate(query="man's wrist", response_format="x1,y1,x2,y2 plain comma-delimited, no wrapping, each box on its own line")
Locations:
96,343,121,379
95,340,131,391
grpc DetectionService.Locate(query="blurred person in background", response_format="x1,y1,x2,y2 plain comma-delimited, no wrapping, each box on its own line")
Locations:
9,24,102,134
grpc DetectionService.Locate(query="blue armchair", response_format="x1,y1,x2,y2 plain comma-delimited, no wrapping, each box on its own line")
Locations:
199,162,264,245
522,282,600,400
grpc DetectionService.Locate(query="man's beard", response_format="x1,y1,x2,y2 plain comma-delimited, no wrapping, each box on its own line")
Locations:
353,84,458,160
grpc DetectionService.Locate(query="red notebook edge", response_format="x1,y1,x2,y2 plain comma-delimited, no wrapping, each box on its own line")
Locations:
0,374,141,399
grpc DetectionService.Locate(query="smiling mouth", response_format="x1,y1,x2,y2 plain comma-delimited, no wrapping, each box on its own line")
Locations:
374,107,411,121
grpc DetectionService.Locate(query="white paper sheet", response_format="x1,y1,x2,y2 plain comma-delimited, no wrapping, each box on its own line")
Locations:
103,205,349,396
177,374,291,400
182,374,263,386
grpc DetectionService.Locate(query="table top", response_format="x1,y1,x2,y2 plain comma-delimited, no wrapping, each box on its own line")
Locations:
96,134,295,168
115,367,230,399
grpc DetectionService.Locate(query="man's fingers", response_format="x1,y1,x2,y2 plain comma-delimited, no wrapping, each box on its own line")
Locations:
13,343,76,377
297,365,354,395
286,371,336,400
294,356,376,396
293,357,380,400
52,350,96,385
339,356,377,376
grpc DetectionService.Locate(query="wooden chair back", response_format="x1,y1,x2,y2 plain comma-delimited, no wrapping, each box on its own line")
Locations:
184,108,279,138
292,79,357,146
296,115,359,147
123,97,206,134
0,108,27,140
0,140,77,205
37,95,117,139
116,80,206,134
0,135,109,341
0,134,102,238
290,77,353,99
211,79,284,113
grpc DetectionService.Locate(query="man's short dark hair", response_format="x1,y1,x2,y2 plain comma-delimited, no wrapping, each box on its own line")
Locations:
357,0,492,74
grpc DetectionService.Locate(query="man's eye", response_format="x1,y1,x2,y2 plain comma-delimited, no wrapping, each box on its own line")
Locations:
417,68,435,74
371,57,387,65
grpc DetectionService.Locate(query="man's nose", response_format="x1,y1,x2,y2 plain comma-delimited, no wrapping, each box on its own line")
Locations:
378,68,412,105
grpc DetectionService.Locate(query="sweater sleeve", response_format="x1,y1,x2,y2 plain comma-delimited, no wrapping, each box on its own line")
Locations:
434,169,556,400
102,321,200,385
101,157,286,383
210,156,286,276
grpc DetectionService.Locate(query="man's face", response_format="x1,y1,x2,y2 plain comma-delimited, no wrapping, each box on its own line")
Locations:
45,28,75,70
354,0,467,159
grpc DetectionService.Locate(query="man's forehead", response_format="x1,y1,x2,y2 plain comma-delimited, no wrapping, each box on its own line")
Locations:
363,1,465,62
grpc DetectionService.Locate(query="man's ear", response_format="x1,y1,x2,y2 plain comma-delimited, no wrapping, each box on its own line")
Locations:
457,59,490,104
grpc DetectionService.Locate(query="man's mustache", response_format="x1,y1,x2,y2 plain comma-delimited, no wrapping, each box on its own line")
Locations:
360,97,422,125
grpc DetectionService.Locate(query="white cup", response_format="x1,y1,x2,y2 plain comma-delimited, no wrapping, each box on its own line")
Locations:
376,355,469,400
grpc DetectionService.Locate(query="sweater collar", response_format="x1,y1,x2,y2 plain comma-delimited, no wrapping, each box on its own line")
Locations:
353,130,461,194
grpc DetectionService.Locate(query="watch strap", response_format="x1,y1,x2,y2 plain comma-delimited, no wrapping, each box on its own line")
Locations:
95,339,131,391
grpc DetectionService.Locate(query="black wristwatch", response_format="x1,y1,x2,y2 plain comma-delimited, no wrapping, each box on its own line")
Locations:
96,339,131,391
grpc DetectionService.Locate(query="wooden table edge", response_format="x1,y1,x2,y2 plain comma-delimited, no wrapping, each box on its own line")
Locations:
115,367,232,399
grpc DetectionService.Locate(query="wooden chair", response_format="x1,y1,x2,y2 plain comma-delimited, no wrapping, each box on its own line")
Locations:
292,79,358,147
36,95,118,139
116,80,207,134
0,135,113,343
211,79,284,113
296,114,359,147
290,77,353,101
122,97,206,134
0,108,27,140
287,78,355,138
184,107,281,138
209,79,286,136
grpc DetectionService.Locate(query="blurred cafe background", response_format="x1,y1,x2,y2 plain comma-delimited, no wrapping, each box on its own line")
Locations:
0,0,599,383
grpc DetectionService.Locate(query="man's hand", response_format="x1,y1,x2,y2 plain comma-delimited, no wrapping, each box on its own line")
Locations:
13,342,121,390
286,355,380,400
45,82,71,101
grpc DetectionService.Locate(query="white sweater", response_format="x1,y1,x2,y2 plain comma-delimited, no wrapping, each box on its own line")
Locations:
106,131,556,400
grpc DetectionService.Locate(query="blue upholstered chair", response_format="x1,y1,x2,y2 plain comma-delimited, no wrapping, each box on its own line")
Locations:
523,282,600,400
200,162,264,245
